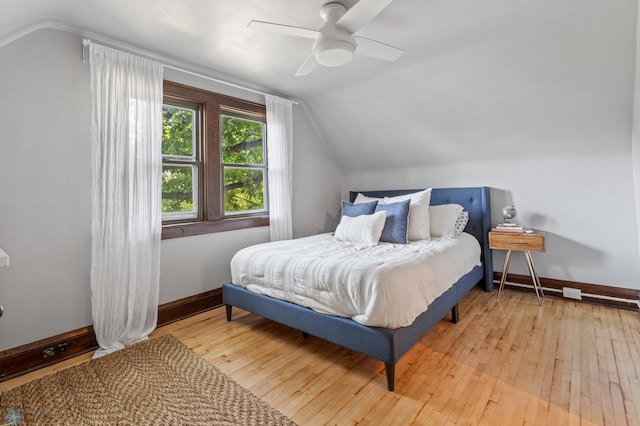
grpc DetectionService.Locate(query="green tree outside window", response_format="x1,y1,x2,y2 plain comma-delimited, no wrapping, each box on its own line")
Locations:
221,115,266,214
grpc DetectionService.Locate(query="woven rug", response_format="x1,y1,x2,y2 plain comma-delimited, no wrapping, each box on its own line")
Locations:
0,334,295,425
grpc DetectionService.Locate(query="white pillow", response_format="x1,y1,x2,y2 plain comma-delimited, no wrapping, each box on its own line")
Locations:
334,210,387,244
354,193,383,204
429,204,464,237
384,188,432,241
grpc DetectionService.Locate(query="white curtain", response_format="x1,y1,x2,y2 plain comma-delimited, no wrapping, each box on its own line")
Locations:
88,43,164,358
266,96,294,241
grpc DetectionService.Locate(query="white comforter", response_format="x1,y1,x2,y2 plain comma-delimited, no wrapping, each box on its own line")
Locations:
230,233,481,328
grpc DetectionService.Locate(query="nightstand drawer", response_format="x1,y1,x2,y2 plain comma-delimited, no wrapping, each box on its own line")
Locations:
489,231,545,252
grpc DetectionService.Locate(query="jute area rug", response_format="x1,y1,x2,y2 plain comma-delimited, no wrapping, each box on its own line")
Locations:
0,334,295,425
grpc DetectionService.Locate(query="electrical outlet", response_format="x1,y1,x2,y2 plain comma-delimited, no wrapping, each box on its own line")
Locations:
563,287,582,300
42,346,56,358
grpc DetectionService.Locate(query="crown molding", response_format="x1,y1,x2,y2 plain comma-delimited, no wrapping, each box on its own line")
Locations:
0,20,83,49
0,20,295,103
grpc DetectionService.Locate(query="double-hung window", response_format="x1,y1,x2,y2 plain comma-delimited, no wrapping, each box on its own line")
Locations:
161,81,268,239
162,101,201,221
221,112,267,215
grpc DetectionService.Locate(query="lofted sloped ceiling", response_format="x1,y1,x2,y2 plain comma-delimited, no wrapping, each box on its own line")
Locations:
2,0,403,97
306,0,637,170
2,0,637,171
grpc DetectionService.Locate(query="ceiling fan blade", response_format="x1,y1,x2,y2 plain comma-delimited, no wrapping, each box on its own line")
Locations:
337,0,394,33
354,36,404,62
248,20,319,39
295,54,318,77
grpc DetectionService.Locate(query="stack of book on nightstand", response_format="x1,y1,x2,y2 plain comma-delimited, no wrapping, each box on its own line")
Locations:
492,223,525,233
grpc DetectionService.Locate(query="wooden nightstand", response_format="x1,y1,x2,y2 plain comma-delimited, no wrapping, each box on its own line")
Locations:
489,230,546,305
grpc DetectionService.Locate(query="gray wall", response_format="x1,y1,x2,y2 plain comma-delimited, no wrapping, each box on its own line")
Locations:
0,29,93,351
0,29,342,351
341,159,639,289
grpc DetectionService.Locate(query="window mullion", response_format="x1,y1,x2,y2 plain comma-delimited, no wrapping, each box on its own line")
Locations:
203,101,222,222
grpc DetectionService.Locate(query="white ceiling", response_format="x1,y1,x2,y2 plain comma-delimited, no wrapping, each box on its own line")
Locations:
0,0,566,98
1,0,403,97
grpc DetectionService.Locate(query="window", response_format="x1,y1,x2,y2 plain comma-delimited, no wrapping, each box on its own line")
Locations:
221,113,267,215
162,102,200,221
161,81,268,239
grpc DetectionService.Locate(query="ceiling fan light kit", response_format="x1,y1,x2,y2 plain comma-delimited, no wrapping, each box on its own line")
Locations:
248,0,404,76
314,35,356,67
314,39,355,67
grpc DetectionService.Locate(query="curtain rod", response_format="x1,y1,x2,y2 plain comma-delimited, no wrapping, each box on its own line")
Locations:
82,38,298,105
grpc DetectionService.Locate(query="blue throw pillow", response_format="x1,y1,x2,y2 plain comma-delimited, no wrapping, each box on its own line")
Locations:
342,200,378,217
375,199,411,244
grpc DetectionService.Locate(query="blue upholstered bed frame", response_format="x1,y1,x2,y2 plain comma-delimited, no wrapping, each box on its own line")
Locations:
223,187,492,391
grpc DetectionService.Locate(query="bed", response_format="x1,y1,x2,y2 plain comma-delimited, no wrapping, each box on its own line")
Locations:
223,186,492,391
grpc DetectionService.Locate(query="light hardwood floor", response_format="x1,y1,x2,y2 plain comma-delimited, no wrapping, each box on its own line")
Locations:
2,288,639,425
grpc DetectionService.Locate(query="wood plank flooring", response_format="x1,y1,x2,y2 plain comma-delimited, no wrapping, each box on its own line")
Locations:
2,288,639,425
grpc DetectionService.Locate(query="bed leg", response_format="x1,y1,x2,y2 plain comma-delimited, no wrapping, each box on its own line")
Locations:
225,304,232,321
384,363,395,391
451,304,459,324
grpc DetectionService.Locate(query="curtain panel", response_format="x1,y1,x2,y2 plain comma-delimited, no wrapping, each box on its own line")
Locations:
88,43,163,358
266,96,294,241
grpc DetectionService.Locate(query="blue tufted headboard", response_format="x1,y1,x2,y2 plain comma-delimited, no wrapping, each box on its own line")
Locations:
349,187,493,291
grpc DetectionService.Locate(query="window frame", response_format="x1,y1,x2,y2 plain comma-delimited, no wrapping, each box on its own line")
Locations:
161,100,202,222
161,81,269,240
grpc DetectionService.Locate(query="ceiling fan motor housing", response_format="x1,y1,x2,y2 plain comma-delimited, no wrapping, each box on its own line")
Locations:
314,2,356,67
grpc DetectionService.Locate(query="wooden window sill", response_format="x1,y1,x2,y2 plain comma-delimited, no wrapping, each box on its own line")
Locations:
162,216,269,239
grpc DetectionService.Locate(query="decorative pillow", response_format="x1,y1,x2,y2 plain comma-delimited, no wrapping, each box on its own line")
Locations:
429,204,464,237
384,188,432,241
375,199,411,244
334,210,387,244
341,200,378,217
354,193,383,204
453,211,469,236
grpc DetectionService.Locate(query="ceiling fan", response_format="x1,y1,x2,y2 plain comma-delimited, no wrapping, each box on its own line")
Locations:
248,0,404,76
